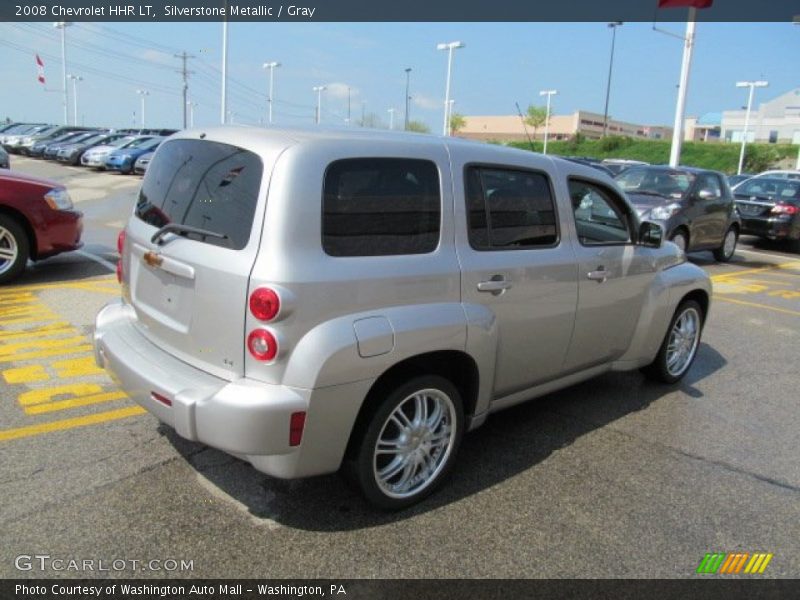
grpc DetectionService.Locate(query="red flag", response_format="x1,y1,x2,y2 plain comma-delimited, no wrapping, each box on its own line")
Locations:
658,0,713,7
35,54,45,85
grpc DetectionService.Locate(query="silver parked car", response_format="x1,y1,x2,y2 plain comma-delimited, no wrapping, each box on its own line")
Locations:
95,128,712,509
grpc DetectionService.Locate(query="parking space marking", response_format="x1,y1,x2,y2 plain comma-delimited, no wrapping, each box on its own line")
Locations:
0,406,146,443
0,279,142,443
711,261,800,316
714,296,800,317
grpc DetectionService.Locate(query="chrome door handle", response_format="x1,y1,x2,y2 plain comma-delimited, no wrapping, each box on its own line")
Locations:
587,268,608,283
477,279,512,294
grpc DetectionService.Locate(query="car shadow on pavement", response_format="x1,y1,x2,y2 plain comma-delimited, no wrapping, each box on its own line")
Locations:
161,342,727,531
12,253,116,286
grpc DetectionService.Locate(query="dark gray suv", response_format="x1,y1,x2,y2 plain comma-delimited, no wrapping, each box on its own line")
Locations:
616,165,741,262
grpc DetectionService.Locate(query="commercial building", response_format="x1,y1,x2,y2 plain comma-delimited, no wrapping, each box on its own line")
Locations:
459,110,672,143
720,87,800,144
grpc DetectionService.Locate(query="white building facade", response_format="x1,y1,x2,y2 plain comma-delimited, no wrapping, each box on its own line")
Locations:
721,88,800,144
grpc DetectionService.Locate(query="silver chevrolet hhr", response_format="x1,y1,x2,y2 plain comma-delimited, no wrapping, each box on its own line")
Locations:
94,127,711,509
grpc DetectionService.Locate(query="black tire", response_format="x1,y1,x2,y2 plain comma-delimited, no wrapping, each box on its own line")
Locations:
669,229,689,253
347,375,464,510
0,215,30,284
713,226,738,262
642,300,704,384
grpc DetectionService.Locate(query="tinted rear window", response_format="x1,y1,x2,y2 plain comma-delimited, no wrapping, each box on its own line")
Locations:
322,158,440,256
135,139,263,250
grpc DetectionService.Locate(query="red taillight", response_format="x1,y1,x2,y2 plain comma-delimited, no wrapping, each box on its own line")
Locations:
117,229,126,254
771,203,799,215
249,287,280,321
247,328,277,361
289,411,306,447
116,229,126,284
151,391,172,407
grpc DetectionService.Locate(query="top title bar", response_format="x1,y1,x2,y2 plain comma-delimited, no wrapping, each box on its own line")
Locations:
1,0,798,22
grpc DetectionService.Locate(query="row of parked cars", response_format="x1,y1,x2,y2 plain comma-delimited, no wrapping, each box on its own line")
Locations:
0,122,176,175
561,156,800,253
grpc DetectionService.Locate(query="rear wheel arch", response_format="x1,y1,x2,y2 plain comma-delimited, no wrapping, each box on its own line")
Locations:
343,350,479,461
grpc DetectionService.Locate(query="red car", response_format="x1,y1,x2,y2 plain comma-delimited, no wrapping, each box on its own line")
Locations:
0,171,83,283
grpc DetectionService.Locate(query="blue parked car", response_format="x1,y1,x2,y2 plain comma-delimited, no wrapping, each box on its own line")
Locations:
105,137,164,174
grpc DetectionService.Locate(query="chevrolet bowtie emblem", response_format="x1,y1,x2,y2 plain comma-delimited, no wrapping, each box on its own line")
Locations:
143,251,163,268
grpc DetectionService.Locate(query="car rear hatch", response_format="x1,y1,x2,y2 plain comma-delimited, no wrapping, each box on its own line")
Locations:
122,136,270,381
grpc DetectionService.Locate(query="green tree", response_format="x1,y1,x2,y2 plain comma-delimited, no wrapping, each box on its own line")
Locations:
406,120,431,134
524,105,548,142
449,112,466,135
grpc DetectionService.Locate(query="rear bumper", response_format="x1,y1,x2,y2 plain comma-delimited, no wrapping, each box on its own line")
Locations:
740,216,799,240
93,300,367,478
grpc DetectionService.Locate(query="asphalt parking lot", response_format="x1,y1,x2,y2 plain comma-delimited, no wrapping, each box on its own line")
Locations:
1,157,799,579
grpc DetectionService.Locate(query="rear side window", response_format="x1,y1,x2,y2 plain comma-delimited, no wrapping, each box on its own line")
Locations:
322,158,440,256
465,166,558,250
135,139,263,250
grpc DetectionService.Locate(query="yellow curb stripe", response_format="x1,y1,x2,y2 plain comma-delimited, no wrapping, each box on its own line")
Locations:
0,406,146,442
0,345,93,362
713,296,800,317
24,391,128,415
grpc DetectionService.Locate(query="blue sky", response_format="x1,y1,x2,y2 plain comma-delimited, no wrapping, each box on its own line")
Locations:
0,21,797,131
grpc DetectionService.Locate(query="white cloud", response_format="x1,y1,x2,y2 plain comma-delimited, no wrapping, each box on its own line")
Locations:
412,93,442,111
141,49,172,65
324,82,359,100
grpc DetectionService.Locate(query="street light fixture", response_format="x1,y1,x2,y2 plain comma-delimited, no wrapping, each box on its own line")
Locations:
313,85,327,125
404,68,412,130
187,100,198,127
53,22,73,126
539,89,557,155
262,61,281,125
602,22,623,137
735,80,768,175
67,74,83,127
436,41,465,136
136,89,150,127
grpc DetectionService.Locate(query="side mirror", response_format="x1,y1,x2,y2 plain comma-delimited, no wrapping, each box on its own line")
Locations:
638,221,663,249
696,188,716,201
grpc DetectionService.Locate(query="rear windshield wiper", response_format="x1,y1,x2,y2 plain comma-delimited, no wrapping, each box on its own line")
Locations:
151,223,229,246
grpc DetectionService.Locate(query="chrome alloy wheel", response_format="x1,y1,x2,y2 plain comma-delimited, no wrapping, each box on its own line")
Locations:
666,306,700,378
0,224,19,276
722,229,737,258
373,388,457,499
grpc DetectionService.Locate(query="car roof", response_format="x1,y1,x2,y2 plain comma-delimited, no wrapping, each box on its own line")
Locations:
622,164,722,176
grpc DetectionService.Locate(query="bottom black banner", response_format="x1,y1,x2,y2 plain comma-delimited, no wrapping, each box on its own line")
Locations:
3,579,800,600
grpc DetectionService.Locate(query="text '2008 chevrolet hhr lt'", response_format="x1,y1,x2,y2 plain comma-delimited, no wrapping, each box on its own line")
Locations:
94,127,711,509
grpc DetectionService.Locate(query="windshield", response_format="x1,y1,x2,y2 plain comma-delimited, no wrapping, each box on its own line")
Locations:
122,136,155,149
616,167,695,199
737,179,800,200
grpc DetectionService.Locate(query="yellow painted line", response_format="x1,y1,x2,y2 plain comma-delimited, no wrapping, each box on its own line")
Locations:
25,391,128,415
0,278,118,294
0,314,60,326
744,555,758,574
53,356,105,378
0,335,90,357
0,324,74,340
749,554,766,574
18,383,104,406
0,345,93,362
711,262,800,281
714,296,800,317
0,405,146,442
2,365,49,384
710,276,800,289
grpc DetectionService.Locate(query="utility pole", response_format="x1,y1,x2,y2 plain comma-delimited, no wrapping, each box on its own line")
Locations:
175,51,195,129
404,67,412,130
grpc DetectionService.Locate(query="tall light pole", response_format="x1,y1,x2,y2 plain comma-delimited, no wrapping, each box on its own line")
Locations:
602,22,622,137
388,108,395,130
262,61,280,125
539,89,557,155
221,18,228,124
448,99,455,135
53,22,72,126
735,80,768,175
136,89,150,127
437,41,465,136
313,85,326,125
68,75,82,126
404,67,412,130
187,101,197,127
